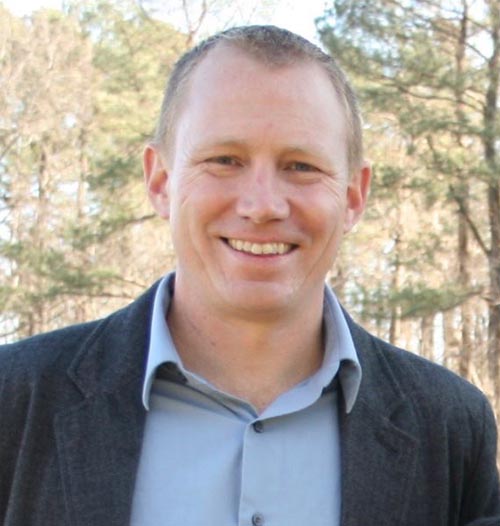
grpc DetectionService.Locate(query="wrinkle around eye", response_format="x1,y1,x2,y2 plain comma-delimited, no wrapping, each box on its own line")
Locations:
202,155,243,178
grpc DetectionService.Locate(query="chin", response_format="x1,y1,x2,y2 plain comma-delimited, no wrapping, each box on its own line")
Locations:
219,281,298,315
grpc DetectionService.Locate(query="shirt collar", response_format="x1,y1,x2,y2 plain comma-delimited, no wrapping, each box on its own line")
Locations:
322,285,362,413
142,272,361,413
142,273,180,409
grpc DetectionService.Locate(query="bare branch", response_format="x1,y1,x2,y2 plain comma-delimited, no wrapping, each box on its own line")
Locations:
450,184,491,257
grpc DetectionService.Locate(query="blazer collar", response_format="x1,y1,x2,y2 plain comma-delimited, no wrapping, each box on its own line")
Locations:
54,283,159,526
340,313,420,526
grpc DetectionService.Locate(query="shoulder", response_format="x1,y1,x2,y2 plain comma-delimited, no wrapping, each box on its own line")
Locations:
0,280,158,435
349,315,488,402
0,280,160,386
0,284,157,436
349,318,499,505
0,318,106,382
348,316,496,440
375,332,488,412
0,321,108,472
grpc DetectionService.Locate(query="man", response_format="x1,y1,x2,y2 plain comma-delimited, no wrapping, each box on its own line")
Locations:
0,25,498,526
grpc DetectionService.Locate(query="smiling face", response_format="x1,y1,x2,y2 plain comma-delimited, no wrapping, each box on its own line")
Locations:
144,44,370,320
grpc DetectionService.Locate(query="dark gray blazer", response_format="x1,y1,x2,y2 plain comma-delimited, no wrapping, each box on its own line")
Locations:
1,283,499,525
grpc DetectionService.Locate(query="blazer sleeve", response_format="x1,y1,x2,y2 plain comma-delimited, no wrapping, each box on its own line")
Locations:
0,345,31,523
0,329,86,525
461,394,500,523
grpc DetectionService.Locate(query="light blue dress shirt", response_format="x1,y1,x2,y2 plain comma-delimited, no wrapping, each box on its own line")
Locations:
131,273,361,526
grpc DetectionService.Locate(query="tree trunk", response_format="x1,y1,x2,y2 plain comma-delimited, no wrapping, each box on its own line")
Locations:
443,310,459,370
484,0,500,403
420,315,434,361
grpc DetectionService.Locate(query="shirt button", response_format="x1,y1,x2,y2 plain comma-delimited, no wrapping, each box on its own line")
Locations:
252,421,264,433
252,512,265,526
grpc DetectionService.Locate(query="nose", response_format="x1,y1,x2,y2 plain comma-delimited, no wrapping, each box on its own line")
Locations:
236,164,290,223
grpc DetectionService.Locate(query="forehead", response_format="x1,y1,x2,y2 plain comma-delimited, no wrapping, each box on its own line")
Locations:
172,45,348,160
187,44,340,109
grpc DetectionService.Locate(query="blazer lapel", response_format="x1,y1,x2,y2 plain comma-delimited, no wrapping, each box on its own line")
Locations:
55,383,145,526
54,285,156,526
340,318,420,526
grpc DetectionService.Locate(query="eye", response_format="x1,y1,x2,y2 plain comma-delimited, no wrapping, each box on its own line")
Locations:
287,161,319,172
207,156,240,166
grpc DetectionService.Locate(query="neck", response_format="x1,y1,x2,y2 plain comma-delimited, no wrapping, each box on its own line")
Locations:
167,290,325,413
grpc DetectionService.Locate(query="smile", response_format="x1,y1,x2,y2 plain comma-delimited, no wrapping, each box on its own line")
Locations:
226,238,294,255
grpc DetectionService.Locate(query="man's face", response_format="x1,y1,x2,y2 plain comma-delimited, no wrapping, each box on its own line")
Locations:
145,45,370,319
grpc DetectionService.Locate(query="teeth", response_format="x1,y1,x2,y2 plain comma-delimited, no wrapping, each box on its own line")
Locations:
227,239,292,255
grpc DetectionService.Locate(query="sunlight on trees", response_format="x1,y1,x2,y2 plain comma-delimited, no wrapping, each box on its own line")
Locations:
1,0,499,423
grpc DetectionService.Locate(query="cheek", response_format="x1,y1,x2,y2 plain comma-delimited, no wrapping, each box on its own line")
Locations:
171,177,234,239
294,186,347,236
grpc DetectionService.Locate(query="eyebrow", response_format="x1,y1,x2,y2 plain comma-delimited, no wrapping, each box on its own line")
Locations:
196,139,246,151
283,145,326,157
281,146,334,168
196,139,330,160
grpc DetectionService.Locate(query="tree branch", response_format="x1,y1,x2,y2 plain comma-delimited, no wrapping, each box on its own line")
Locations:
449,184,491,257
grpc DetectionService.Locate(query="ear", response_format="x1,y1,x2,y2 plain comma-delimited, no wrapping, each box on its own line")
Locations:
344,161,372,233
143,144,170,219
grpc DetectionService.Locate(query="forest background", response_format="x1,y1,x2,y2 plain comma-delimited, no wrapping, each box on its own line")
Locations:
1,0,500,433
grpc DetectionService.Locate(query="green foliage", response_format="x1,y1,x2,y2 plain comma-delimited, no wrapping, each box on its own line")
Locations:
390,284,476,319
355,281,477,321
0,1,183,338
318,0,498,336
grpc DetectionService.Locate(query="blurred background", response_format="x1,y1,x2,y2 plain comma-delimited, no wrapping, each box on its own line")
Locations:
1,0,499,423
